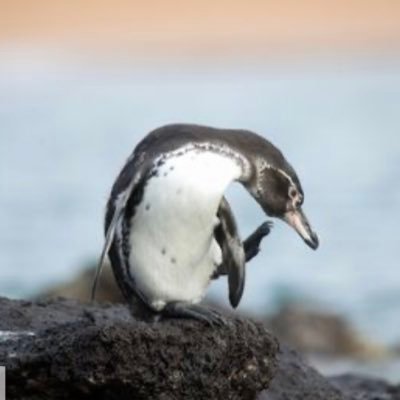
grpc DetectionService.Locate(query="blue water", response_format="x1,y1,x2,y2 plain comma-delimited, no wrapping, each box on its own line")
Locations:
1,52,400,344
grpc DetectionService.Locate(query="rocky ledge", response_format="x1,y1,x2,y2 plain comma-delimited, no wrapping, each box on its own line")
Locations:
260,344,400,400
0,297,277,400
0,297,399,400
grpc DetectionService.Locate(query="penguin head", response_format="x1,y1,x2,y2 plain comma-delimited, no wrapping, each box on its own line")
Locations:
247,158,319,250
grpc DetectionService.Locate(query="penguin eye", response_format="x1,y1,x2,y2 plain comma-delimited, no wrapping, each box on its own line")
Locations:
289,187,303,208
289,188,297,199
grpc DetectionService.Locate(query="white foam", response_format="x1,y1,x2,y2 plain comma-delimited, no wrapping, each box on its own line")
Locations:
0,331,35,343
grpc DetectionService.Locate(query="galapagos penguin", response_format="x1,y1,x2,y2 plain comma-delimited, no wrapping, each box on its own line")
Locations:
92,124,319,323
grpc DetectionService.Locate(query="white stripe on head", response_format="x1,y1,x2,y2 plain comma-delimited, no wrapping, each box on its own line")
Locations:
255,157,299,196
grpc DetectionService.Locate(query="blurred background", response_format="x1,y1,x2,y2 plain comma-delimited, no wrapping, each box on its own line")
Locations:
1,0,399,381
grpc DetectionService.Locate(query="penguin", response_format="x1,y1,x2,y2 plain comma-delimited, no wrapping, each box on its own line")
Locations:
92,124,319,323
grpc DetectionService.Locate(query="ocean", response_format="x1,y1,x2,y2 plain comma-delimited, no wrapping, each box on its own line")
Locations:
1,51,399,345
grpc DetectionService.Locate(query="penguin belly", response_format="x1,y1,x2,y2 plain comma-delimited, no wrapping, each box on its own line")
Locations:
127,149,241,311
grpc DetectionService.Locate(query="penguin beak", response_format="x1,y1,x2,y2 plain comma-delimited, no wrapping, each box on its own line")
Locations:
283,208,319,250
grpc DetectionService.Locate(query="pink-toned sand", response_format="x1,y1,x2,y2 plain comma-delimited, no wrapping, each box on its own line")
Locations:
1,0,400,58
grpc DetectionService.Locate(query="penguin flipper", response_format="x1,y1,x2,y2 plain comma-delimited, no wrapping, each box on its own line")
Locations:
214,197,246,308
243,221,273,262
90,164,144,301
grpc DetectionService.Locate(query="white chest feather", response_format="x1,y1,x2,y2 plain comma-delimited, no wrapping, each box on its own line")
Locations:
128,149,242,311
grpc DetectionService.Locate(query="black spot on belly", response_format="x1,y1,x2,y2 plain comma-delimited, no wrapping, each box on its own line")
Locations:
170,257,177,264
163,172,168,177
161,248,166,255
149,169,159,178
169,166,174,171
145,203,151,211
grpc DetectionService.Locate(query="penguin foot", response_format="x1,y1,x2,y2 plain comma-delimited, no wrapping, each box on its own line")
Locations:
162,302,227,326
244,220,273,262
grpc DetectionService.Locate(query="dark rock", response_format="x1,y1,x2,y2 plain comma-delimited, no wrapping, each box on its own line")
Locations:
330,374,400,400
0,297,278,400
259,344,347,400
259,347,400,400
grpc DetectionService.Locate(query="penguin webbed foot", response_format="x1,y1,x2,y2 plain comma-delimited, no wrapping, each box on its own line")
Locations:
162,302,227,326
244,220,273,262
